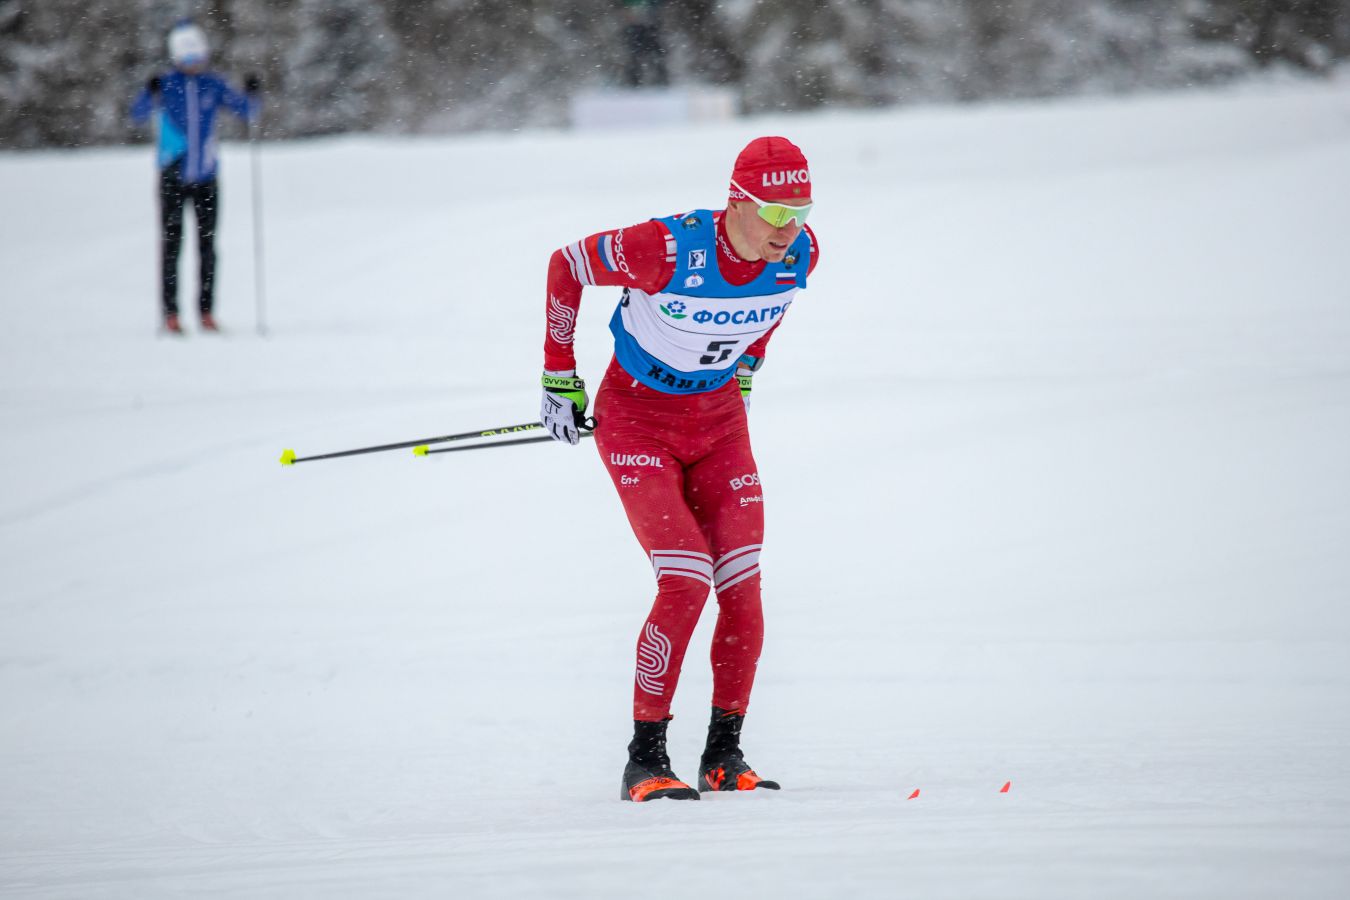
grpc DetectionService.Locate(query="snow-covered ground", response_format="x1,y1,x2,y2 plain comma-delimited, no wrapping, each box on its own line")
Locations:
3,80,1349,898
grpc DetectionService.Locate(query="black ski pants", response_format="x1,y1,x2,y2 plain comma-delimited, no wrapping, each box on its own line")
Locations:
159,163,219,316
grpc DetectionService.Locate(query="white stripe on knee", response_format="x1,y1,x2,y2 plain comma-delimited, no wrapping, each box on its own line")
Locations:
650,549,714,587
714,544,762,592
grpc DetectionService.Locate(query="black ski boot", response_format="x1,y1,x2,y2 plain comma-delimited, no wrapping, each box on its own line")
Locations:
621,717,700,802
698,706,781,793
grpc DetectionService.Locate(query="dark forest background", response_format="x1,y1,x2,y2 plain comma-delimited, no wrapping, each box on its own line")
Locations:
2,0,1347,150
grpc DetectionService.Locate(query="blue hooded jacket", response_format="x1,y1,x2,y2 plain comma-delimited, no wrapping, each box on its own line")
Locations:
131,71,255,184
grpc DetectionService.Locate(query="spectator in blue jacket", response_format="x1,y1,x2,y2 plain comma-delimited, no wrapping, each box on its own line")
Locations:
131,22,258,334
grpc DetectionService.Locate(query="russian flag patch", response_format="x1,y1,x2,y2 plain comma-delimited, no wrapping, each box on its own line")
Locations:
776,272,796,284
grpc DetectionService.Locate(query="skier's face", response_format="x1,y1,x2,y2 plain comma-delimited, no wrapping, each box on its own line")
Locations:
177,59,207,75
727,200,803,263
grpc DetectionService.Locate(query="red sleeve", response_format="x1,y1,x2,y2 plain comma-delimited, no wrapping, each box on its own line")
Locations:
742,225,819,363
743,320,782,361
543,220,675,372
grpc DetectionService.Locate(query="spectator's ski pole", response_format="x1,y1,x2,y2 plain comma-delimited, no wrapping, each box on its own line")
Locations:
249,98,267,337
279,421,571,466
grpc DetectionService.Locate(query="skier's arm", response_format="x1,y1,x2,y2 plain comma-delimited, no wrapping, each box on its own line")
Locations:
740,322,780,372
542,219,674,372
540,220,674,443
214,75,256,122
130,77,159,124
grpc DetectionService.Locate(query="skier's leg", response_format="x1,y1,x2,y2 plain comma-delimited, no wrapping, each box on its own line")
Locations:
602,456,709,800
596,440,713,723
684,406,780,792
159,165,186,320
685,431,765,713
193,178,219,318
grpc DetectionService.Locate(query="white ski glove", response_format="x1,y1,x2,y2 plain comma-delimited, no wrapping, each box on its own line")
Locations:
540,370,590,445
736,353,762,411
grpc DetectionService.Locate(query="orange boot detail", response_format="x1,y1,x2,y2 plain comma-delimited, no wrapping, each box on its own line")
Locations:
621,717,699,802
698,707,780,793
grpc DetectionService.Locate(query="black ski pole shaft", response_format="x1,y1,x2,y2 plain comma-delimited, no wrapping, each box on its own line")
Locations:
416,430,595,456
279,421,546,466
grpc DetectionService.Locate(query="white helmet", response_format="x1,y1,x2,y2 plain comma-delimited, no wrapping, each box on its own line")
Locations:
168,22,209,67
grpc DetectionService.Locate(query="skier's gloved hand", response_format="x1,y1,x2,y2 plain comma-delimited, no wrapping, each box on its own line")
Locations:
736,354,762,412
737,373,753,410
147,76,162,94
244,73,261,94
540,370,589,445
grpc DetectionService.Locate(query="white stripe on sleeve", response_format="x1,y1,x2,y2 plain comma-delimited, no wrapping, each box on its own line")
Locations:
565,240,596,286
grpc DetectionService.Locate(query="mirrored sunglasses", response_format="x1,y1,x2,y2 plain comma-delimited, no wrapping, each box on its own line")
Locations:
731,179,813,228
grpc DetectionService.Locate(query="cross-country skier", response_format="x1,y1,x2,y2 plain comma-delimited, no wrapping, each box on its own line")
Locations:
130,21,259,334
540,136,819,801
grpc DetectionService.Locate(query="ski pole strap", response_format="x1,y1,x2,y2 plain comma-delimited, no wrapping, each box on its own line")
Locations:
737,374,753,398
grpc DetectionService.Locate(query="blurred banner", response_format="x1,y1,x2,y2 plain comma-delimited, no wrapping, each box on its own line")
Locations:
570,86,738,130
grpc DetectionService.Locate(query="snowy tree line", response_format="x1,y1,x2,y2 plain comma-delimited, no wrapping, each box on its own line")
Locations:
1,0,1347,149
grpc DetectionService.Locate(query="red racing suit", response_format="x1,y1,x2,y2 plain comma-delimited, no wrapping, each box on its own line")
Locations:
544,211,818,721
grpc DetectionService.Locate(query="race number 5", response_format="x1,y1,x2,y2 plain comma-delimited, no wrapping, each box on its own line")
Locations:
701,340,738,365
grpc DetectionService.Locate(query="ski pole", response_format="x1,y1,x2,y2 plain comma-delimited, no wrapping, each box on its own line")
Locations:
279,420,557,466
415,429,595,456
248,86,267,337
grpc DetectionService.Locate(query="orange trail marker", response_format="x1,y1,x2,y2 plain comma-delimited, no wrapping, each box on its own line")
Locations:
907,789,920,800
1000,781,1011,793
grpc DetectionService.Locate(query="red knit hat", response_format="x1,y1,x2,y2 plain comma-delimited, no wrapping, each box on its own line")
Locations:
729,136,812,203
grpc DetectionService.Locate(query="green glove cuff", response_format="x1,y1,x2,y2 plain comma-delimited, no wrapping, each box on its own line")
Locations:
737,374,753,397
542,373,588,411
